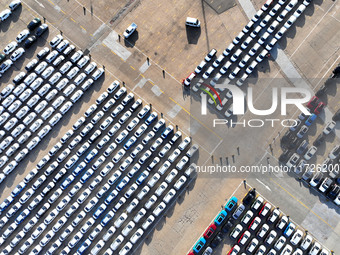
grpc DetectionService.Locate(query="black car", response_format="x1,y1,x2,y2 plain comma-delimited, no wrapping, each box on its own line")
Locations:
243,188,256,205
0,54,5,63
221,219,233,233
327,184,340,200
27,18,41,30
278,150,291,164
287,137,301,150
210,232,223,248
24,36,37,48
280,130,294,147
332,108,340,121
35,24,48,37
313,133,325,147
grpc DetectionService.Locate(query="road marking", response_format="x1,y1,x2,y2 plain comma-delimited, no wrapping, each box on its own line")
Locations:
269,178,335,230
130,65,135,71
47,0,55,6
70,17,76,23
256,178,271,191
80,25,86,32
110,50,116,55
290,1,337,57
60,9,66,14
169,97,222,140
34,0,45,8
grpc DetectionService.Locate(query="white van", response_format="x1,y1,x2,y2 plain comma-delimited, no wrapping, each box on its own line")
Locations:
186,17,200,27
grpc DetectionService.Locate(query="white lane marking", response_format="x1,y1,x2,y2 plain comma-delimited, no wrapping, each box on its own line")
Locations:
102,30,131,61
151,85,162,96
290,1,338,57
256,178,272,191
139,60,150,73
34,0,45,8
167,104,182,119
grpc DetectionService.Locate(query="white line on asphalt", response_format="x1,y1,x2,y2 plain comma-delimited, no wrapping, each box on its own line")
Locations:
311,54,340,88
256,178,272,191
34,0,45,8
290,1,338,57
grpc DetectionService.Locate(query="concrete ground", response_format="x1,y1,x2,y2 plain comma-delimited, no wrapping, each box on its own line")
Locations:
0,0,339,254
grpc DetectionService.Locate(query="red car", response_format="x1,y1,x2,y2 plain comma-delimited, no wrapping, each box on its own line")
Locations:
306,96,319,109
227,245,241,255
203,223,217,239
314,102,326,115
183,72,196,86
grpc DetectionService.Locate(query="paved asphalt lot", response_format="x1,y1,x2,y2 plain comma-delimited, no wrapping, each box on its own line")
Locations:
0,0,339,254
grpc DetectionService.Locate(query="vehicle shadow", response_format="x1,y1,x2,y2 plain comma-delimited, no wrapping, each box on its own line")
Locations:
124,31,138,48
186,26,201,45
0,6,22,33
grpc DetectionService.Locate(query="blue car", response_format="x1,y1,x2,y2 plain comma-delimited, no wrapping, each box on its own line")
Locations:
80,169,94,184
101,211,115,226
305,113,317,126
85,149,98,163
61,175,75,190
104,190,118,205
11,183,26,197
93,204,107,219
0,197,14,212
225,196,238,211
284,222,296,237
123,136,137,150
214,210,227,226
145,112,158,125
193,237,206,253
136,171,149,185
73,163,87,177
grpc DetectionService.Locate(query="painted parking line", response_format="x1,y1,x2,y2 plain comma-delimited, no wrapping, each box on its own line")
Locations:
268,178,335,230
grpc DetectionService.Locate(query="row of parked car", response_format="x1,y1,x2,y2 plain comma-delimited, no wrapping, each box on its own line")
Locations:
0,81,198,255
280,70,340,205
0,15,49,76
187,0,312,118
189,189,329,255
0,34,104,184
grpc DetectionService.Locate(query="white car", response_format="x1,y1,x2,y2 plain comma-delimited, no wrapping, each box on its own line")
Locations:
56,39,69,52
85,61,97,74
70,90,83,103
60,61,72,74
123,23,137,38
3,41,18,55
70,50,83,63
16,29,30,43
45,50,59,63
285,0,298,11
174,176,187,190
10,47,25,61
50,35,63,47
77,56,90,68
284,16,297,29
275,27,287,40
49,72,62,85
130,229,144,244
293,4,306,18
300,234,313,250
92,67,104,80
111,234,124,251
57,78,70,91
67,66,80,79
73,73,86,86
